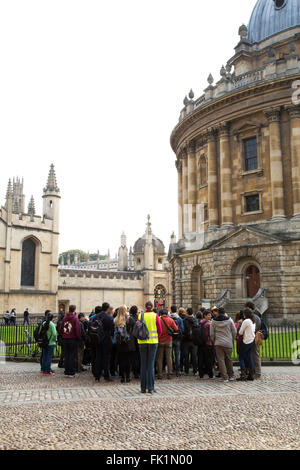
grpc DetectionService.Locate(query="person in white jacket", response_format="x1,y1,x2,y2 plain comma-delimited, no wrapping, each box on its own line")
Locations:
237,308,256,381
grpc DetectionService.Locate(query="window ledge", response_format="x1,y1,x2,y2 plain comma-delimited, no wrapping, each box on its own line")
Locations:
198,184,208,190
241,210,264,217
240,168,264,177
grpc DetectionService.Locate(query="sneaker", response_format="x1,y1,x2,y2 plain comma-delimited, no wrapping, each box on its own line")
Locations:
229,377,235,382
65,375,75,378
43,372,53,376
141,390,146,394
222,379,229,383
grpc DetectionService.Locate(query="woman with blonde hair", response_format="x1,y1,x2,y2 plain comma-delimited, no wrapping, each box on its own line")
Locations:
115,305,136,383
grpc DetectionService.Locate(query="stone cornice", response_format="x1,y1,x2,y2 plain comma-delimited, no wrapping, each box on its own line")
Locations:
285,104,300,119
170,75,300,153
265,107,281,123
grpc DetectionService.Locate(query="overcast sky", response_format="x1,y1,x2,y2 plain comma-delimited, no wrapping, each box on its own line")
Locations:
0,0,257,257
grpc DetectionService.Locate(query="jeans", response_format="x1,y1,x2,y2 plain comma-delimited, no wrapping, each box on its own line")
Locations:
172,339,181,374
63,338,79,376
23,318,29,326
139,343,158,392
41,345,55,373
182,340,198,374
239,341,255,370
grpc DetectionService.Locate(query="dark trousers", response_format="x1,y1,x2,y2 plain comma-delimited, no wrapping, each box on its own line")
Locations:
23,318,29,326
198,345,214,378
130,349,140,377
93,340,112,380
182,340,198,374
63,338,78,376
172,339,181,374
110,344,118,376
118,350,131,379
58,342,65,368
239,341,255,370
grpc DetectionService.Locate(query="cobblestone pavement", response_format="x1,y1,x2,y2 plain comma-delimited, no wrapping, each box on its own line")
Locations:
0,363,299,450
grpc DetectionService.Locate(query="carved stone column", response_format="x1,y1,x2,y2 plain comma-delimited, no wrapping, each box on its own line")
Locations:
265,108,286,220
219,122,234,226
176,158,183,239
287,105,300,218
181,149,188,235
187,140,197,232
206,128,219,228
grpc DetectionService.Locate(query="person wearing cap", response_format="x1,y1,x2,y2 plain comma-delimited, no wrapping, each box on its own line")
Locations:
157,308,178,380
156,302,164,314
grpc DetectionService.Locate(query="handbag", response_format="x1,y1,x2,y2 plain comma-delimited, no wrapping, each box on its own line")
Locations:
161,316,179,340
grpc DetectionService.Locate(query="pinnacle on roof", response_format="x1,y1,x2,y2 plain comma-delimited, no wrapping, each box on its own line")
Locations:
44,164,60,193
12,200,19,214
6,179,13,199
28,196,36,216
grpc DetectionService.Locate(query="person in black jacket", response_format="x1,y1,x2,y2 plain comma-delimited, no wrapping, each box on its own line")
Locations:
77,313,88,372
129,305,140,378
182,308,198,375
94,302,115,382
115,306,136,383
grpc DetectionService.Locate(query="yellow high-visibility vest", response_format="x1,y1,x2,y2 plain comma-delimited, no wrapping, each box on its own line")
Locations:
137,312,159,345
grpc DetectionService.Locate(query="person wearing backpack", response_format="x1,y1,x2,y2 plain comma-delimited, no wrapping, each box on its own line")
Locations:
196,310,214,379
210,307,237,382
41,313,57,376
169,306,184,377
93,302,115,382
182,308,198,376
137,301,162,394
157,309,178,380
115,306,136,383
59,305,81,377
128,305,140,378
245,301,268,380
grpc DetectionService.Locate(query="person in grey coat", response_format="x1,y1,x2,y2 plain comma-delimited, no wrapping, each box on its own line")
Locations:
210,307,237,382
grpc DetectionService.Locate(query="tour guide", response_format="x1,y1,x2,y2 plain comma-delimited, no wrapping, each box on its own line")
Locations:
138,301,162,394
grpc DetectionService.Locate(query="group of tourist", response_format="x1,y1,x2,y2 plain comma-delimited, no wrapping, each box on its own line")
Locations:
37,299,268,394
3,308,30,326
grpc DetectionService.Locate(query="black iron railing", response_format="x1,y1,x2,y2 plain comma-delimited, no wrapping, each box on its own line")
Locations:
0,319,299,361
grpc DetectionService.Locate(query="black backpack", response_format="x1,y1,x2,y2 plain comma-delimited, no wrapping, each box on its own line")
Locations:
132,312,149,341
34,321,50,349
115,325,131,345
192,321,208,347
183,318,195,341
88,318,105,346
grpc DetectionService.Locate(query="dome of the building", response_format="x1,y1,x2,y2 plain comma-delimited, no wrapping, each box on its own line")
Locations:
247,0,300,44
133,235,165,254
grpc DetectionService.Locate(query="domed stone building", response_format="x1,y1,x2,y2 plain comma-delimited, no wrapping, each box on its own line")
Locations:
169,0,300,320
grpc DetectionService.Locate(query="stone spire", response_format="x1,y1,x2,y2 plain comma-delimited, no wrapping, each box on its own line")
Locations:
146,214,152,237
28,196,36,216
5,179,13,212
107,249,111,270
121,232,127,247
44,164,60,194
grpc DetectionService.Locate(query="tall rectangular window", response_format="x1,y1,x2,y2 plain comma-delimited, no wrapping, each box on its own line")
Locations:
244,137,258,171
245,194,260,213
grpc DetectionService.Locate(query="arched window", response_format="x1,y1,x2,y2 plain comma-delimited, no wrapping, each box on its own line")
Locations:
21,238,37,286
199,155,207,186
154,284,167,307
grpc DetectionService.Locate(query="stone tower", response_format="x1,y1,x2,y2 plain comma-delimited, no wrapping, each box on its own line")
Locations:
118,232,128,271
